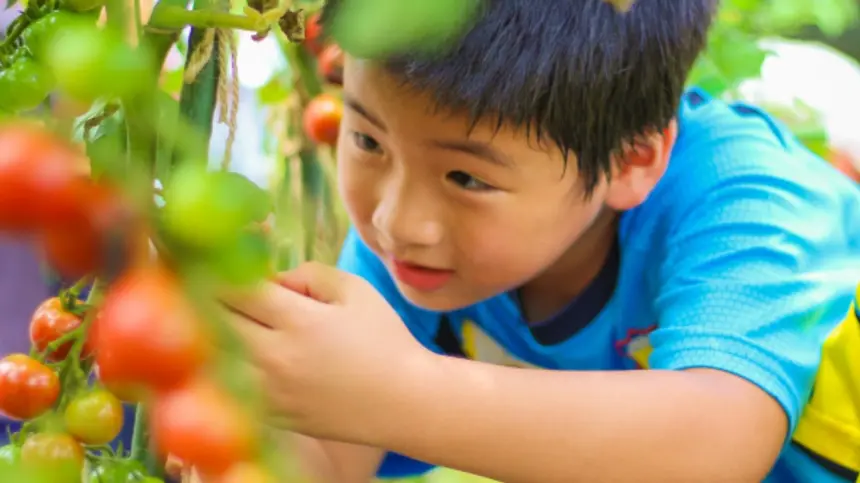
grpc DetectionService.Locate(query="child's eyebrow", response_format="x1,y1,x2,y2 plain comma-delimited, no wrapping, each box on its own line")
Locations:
428,139,514,169
343,96,387,132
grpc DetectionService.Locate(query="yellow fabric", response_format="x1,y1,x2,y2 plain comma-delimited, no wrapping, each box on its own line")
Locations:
792,292,860,478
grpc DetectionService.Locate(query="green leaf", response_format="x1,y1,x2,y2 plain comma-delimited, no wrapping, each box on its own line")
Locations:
329,0,482,58
704,31,769,91
257,76,291,105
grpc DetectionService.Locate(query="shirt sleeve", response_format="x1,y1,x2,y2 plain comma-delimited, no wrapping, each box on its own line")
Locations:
648,138,858,434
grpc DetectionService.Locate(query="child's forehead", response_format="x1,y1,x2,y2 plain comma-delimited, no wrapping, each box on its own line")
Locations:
345,59,554,150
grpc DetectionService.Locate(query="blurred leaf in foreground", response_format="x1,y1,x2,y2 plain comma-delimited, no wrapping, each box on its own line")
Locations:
328,0,482,58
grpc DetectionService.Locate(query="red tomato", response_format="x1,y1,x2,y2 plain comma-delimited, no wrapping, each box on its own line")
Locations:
317,44,343,86
64,389,124,444
29,297,93,361
0,124,92,232
0,354,60,420
94,264,210,392
20,433,84,483
152,378,256,476
303,12,324,55
41,182,136,280
303,93,343,146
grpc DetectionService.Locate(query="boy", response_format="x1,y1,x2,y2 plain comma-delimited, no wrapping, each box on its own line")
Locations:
219,0,860,481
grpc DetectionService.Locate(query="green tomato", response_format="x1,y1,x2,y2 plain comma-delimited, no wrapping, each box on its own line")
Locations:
0,56,54,113
87,458,147,482
208,230,273,285
46,24,154,101
162,167,270,250
22,11,96,61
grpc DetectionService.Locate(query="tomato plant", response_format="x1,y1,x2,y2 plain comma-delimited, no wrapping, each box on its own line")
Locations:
151,378,256,476
94,264,210,392
303,93,343,146
64,389,124,445
0,354,60,420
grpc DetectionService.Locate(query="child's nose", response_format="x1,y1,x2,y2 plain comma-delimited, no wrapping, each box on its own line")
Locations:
371,197,443,249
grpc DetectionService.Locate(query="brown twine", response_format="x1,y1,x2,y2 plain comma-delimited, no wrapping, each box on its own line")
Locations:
183,19,240,171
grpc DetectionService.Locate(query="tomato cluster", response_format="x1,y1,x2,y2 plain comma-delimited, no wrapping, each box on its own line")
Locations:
302,12,345,147
0,124,135,280
91,263,262,479
0,123,275,481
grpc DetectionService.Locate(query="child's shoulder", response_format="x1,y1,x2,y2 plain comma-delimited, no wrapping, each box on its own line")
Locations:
621,88,860,249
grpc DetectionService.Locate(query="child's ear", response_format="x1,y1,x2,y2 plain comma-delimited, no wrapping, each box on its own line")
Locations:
605,120,677,211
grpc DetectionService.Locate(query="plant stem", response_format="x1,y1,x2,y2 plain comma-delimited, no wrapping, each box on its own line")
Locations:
149,5,262,31
172,0,221,170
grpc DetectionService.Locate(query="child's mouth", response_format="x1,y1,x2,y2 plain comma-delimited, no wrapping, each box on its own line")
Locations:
391,260,454,292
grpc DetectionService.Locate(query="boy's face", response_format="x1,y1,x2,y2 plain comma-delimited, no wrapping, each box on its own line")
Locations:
337,59,660,311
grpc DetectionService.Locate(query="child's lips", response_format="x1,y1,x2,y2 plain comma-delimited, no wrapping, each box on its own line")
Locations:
391,260,454,292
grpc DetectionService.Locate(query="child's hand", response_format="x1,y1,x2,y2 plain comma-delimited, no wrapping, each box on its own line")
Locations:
219,262,436,444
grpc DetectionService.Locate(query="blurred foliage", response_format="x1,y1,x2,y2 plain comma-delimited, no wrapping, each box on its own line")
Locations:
690,0,859,96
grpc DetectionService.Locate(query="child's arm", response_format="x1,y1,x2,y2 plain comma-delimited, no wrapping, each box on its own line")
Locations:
294,435,384,483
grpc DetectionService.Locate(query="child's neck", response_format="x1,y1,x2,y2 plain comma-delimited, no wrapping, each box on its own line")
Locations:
518,209,619,323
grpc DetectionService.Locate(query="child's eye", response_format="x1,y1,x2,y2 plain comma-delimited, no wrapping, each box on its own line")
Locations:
446,171,496,191
351,132,382,153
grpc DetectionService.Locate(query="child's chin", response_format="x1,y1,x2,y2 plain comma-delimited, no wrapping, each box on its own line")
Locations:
394,281,487,312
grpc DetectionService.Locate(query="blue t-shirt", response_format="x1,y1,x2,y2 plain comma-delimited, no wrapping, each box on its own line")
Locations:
336,89,860,482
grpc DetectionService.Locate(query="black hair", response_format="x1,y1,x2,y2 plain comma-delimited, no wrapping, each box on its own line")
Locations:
321,0,719,194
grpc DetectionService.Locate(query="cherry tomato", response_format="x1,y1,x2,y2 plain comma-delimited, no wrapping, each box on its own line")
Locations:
86,458,147,482
303,12,324,55
95,264,210,392
64,389,124,445
0,354,60,420
0,124,93,232
152,378,256,476
40,183,135,279
161,168,271,251
317,44,343,86
22,11,95,61
303,93,343,146
29,297,92,361
218,462,277,483
46,23,154,102
20,433,84,483
0,55,54,113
